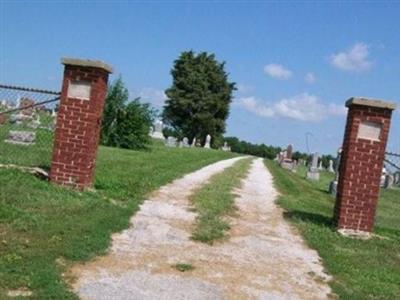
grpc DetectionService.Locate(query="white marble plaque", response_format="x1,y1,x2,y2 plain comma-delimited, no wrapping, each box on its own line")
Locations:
67,81,91,100
357,121,381,141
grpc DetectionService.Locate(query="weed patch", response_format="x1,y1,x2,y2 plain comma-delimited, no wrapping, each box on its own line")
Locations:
191,158,252,244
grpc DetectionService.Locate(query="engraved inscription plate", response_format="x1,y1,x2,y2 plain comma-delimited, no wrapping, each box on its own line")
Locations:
357,121,381,141
67,81,91,100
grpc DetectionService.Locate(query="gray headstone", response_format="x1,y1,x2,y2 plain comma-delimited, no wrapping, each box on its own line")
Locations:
383,174,394,189
5,130,36,145
329,148,342,196
307,152,320,181
393,172,400,186
310,153,319,171
10,113,32,124
182,137,189,147
287,144,293,160
329,181,338,196
165,136,177,147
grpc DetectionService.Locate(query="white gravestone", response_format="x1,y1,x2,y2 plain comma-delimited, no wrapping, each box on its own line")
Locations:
165,136,177,147
328,160,335,173
191,137,197,147
151,120,164,139
380,167,387,187
204,134,211,149
221,142,230,151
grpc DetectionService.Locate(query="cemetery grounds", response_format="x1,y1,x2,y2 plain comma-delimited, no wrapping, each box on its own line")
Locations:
0,135,399,299
0,139,237,298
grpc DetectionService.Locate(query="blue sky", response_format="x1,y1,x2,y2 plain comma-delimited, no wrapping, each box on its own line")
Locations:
1,1,399,155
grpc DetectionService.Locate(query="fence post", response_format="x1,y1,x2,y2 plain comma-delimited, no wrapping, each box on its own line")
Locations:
334,97,396,236
49,58,113,189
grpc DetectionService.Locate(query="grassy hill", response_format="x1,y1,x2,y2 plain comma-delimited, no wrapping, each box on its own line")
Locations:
0,140,237,299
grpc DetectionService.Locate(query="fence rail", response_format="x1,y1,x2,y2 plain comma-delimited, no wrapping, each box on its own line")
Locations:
385,152,400,171
384,151,400,188
0,84,60,169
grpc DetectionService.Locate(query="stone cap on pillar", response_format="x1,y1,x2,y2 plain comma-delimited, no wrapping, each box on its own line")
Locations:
61,57,113,74
346,97,396,110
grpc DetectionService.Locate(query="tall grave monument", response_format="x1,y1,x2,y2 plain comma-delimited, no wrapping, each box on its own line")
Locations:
306,152,320,181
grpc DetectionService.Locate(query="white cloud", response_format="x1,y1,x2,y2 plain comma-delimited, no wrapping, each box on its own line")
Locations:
236,96,275,118
327,103,348,116
330,43,372,72
305,72,316,84
235,93,347,122
236,84,255,94
263,64,293,80
130,87,167,108
274,93,326,121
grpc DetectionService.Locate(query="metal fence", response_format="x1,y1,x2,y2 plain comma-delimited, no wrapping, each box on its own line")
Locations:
0,84,60,169
384,151,400,187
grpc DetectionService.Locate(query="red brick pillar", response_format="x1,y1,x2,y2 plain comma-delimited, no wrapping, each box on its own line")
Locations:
334,97,396,236
50,58,113,189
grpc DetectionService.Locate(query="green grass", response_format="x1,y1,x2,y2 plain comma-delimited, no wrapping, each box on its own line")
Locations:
0,123,54,168
173,263,194,272
266,160,400,300
191,157,252,244
0,141,238,299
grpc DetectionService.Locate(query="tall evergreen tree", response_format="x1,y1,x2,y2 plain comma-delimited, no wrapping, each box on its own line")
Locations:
162,51,236,146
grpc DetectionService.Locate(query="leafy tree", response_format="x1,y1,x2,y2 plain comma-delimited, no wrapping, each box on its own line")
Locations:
292,151,309,162
223,136,281,159
101,78,156,150
321,154,335,169
163,51,236,147
101,77,128,145
107,99,155,149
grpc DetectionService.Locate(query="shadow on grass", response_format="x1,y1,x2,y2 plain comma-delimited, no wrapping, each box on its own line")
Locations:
283,210,334,229
316,187,331,195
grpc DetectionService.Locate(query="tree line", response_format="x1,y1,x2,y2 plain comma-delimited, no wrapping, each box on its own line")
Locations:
100,50,335,167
